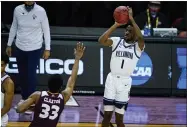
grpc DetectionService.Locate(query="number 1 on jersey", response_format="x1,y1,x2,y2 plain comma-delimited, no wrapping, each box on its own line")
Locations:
121,59,124,69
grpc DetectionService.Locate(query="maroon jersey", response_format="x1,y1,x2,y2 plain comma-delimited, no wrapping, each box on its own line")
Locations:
29,91,64,127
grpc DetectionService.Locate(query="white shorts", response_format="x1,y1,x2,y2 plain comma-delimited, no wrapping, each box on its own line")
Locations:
1,114,8,127
103,72,132,114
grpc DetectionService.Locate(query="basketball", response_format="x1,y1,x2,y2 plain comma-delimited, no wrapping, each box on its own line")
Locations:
113,6,129,24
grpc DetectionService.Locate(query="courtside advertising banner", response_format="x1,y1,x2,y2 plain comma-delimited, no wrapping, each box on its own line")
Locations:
4,40,186,95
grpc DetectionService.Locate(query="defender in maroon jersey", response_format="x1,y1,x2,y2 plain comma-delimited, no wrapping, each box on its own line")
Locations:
16,42,85,127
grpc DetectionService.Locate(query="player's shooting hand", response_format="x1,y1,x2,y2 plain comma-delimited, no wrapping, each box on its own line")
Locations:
127,6,133,20
74,42,86,60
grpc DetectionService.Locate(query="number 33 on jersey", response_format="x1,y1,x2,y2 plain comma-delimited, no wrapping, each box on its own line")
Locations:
30,91,64,126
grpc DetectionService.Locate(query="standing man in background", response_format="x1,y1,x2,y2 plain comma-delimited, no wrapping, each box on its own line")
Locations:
6,1,50,114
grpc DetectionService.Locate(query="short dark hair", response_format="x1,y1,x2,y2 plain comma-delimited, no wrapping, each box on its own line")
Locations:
120,21,133,29
1,52,9,64
125,21,133,28
48,74,63,93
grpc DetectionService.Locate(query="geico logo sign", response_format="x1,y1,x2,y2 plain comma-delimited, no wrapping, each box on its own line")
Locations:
5,57,84,75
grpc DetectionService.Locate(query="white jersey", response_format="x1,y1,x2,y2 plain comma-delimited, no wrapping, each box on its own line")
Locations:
110,37,144,77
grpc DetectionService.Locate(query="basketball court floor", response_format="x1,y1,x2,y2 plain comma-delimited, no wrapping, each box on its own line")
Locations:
7,95,186,127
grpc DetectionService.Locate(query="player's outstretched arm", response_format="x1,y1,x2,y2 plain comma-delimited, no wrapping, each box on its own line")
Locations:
16,91,40,113
61,42,85,104
1,78,14,117
128,7,144,50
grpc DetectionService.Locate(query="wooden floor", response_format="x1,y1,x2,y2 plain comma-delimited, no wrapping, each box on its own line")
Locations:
6,95,186,127
7,122,187,127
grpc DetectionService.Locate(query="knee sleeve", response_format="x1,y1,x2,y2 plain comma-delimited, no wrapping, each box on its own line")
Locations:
115,102,128,114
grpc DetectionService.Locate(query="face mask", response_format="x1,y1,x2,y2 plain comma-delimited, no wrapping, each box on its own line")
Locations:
149,7,160,18
25,3,34,12
150,11,157,18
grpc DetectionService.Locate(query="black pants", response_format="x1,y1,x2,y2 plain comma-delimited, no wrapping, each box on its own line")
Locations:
15,47,41,100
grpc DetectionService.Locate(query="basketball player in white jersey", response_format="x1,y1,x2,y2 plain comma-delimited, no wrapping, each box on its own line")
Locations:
98,7,145,127
1,53,14,127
